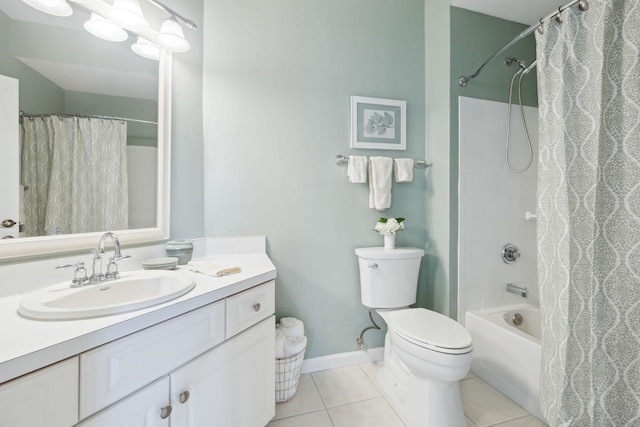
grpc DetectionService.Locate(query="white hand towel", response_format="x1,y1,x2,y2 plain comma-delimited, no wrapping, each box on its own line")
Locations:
394,158,414,183
284,335,307,356
275,325,286,358
279,317,305,337
188,259,241,277
347,155,368,183
368,156,393,211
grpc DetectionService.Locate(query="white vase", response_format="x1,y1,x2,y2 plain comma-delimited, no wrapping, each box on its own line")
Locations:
383,234,396,249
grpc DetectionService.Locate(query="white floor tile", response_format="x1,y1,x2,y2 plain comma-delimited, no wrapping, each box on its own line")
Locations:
328,397,406,427
359,361,385,393
274,374,325,420
267,410,334,427
312,365,380,408
461,377,529,427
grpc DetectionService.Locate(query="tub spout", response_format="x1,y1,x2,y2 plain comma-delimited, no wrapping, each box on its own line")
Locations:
506,283,527,298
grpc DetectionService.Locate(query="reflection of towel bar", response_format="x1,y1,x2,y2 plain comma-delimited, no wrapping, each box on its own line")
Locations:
334,154,432,169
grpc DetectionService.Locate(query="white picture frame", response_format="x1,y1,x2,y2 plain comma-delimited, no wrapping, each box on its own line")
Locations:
350,96,406,150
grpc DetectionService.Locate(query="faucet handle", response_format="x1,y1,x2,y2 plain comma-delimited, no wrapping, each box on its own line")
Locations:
56,262,89,287
105,254,131,280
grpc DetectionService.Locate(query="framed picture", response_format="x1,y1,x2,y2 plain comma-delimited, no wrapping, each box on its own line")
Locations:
350,96,406,150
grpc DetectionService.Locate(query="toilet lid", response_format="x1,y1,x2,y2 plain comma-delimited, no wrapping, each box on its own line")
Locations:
388,308,472,354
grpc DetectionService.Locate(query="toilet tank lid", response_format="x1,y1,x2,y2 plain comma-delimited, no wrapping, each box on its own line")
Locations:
355,247,425,259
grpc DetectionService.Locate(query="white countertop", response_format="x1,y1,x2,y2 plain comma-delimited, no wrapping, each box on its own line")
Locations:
0,253,277,384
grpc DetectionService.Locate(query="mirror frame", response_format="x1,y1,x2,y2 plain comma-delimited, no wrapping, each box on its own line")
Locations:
0,52,172,261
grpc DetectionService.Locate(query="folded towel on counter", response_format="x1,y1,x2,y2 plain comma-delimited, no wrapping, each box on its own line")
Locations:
188,259,241,277
284,335,307,356
279,317,305,337
347,155,368,183
369,156,393,211
394,158,414,183
275,325,286,358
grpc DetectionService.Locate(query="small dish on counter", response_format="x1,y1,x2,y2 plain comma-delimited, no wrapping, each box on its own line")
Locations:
142,257,179,270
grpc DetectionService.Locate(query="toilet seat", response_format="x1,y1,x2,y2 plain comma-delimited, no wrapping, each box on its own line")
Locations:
388,308,472,355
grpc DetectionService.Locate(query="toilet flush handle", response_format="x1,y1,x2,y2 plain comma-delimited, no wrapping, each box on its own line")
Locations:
368,263,378,269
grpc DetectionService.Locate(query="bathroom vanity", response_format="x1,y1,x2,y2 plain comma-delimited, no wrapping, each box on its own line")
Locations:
0,252,276,427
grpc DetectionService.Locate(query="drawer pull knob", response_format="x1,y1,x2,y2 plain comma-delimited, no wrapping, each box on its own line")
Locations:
1,235,14,239
253,303,261,312
179,390,190,403
160,405,172,419
1,219,16,228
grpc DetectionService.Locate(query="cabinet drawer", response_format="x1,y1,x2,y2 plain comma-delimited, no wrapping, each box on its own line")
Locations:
0,357,79,427
80,300,225,418
226,280,275,338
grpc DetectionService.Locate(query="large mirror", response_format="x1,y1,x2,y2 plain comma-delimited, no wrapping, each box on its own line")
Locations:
0,0,171,260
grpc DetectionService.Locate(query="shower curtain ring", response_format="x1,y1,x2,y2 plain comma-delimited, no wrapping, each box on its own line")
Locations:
537,18,544,34
578,0,589,11
555,7,564,24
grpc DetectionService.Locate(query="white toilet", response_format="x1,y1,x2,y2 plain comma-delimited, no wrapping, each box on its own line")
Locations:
356,247,472,427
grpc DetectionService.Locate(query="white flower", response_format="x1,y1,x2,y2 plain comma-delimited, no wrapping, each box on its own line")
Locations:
374,217,405,235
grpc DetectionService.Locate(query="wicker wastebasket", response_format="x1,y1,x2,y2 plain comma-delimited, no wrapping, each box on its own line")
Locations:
275,348,306,403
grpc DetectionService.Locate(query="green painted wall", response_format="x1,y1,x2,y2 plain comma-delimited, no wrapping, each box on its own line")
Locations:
202,0,427,358
449,7,538,318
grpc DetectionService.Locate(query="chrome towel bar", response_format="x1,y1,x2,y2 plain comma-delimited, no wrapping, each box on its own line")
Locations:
334,154,432,169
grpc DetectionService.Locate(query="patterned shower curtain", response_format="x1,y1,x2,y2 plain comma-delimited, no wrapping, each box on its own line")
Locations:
536,0,640,425
21,116,129,236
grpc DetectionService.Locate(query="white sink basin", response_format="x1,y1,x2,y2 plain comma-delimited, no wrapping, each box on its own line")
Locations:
19,270,196,320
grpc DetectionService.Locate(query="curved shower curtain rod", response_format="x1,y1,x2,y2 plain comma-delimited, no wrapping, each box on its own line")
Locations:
458,0,589,87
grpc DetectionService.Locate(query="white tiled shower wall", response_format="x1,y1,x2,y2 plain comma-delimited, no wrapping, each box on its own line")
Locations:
127,145,157,229
458,96,538,320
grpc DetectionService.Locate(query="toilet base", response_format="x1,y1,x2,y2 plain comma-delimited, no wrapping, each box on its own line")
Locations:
377,365,466,427
377,332,467,427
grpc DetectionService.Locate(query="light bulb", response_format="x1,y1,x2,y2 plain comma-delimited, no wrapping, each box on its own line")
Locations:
157,18,190,53
84,13,128,42
132,37,160,61
110,0,149,30
21,0,72,17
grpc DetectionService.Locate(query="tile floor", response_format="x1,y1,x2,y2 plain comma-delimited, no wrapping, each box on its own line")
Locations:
267,362,548,427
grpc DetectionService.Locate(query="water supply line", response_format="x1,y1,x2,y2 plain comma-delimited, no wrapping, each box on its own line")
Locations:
505,58,535,174
355,309,381,351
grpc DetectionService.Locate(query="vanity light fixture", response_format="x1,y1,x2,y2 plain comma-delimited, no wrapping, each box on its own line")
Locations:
131,36,160,60
21,0,73,17
84,13,128,42
110,0,149,31
157,17,190,53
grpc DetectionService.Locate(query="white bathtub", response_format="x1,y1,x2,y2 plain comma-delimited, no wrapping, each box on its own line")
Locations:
465,305,545,422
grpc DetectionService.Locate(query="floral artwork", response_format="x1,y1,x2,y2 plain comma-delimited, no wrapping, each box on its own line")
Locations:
351,96,406,150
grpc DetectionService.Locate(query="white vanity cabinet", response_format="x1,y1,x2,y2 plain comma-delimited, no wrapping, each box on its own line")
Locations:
75,280,276,427
0,357,79,427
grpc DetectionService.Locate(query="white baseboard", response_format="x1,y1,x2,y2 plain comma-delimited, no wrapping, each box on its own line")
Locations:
300,347,384,374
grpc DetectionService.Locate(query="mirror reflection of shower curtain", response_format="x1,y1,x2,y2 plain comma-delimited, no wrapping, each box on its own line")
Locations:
21,116,129,236
536,0,640,425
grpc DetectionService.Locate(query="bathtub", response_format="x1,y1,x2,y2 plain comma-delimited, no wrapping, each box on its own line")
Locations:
465,305,545,422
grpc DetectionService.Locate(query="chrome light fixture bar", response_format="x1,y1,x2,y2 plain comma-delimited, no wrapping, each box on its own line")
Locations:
145,0,197,30
20,0,195,58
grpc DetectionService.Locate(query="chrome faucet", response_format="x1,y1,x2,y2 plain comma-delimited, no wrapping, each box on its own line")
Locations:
506,283,527,298
90,232,130,283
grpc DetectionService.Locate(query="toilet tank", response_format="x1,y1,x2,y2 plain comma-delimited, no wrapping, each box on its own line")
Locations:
356,247,425,309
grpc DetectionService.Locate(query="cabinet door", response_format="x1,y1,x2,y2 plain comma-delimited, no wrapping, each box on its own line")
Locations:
76,377,170,427
0,357,78,427
170,315,275,427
